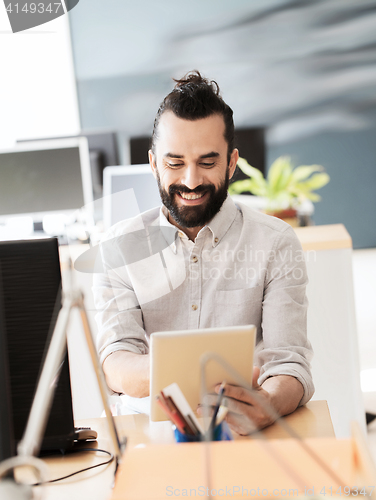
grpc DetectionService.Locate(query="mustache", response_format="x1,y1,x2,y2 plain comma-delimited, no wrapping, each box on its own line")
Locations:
168,184,215,195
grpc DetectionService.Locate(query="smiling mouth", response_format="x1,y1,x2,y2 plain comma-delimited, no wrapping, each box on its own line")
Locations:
179,191,206,200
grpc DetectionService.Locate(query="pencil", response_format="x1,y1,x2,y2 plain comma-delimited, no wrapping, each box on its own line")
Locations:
209,381,226,435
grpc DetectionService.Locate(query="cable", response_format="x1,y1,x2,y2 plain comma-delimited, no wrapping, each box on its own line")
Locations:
31,448,114,486
0,455,48,500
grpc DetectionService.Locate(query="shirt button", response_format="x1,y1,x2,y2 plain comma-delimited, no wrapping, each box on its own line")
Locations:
214,237,219,243
191,304,198,311
178,232,184,238
192,255,198,263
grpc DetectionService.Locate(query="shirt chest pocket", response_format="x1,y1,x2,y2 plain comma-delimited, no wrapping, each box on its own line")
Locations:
210,285,264,329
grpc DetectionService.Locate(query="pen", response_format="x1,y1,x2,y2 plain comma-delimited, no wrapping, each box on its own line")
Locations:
209,381,226,436
215,400,229,426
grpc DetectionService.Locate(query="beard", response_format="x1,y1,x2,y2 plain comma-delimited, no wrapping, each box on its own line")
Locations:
156,168,230,228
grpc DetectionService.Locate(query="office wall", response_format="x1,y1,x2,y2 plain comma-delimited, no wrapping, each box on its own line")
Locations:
67,1,376,249
268,124,376,249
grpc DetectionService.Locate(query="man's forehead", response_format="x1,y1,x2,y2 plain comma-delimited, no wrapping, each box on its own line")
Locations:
155,111,227,151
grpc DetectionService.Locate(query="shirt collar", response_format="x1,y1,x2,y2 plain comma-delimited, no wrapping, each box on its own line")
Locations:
159,205,179,253
206,195,238,247
159,195,238,250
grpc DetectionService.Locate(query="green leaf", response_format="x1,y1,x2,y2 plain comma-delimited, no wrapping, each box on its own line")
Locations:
304,192,321,202
232,155,329,207
236,158,266,185
267,156,293,195
297,172,330,191
229,178,267,196
228,179,253,195
291,165,324,182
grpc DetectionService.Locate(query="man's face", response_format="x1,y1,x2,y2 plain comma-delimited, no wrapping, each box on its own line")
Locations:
149,112,238,229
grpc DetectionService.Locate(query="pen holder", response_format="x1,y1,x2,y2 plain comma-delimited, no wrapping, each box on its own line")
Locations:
173,420,233,443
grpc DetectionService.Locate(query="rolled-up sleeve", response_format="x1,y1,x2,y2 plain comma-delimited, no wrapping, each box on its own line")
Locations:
256,225,314,405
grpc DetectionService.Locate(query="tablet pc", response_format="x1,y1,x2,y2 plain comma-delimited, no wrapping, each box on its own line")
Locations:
150,324,256,422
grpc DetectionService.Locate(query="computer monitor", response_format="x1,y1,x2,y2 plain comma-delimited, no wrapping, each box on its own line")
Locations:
233,128,265,176
103,165,161,230
130,136,151,165
0,138,93,228
0,238,75,454
18,131,120,199
0,267,15,463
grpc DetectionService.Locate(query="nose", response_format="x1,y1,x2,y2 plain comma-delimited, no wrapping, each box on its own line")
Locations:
181,164,204,190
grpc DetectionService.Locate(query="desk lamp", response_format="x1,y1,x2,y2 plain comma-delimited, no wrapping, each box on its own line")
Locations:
0,259,126,499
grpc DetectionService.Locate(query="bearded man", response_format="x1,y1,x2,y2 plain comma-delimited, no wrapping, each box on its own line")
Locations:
92,71,314,435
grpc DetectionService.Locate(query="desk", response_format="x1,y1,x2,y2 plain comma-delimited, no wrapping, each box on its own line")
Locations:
62,223,365,437
35,401,333,500
293,224,365,437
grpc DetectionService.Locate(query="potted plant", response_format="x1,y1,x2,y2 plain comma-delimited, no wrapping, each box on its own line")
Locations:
228,156,330,226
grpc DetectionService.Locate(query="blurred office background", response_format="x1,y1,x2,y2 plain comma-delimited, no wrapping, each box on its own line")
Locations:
1,0,376,444
67,0,376,249
1,0,376,248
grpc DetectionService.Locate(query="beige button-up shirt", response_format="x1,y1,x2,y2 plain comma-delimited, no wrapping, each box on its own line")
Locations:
92,196,314,404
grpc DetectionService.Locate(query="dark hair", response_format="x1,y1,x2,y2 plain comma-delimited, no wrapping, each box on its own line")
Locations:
151,70,234,163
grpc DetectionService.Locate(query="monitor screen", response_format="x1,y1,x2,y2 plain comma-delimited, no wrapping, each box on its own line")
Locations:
103,165,161,229
0,138,93,222
18,131,120,196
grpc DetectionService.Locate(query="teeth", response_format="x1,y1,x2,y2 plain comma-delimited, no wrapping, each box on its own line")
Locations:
180,192,204,200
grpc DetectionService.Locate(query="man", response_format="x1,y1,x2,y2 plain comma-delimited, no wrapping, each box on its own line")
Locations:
93,71,314,435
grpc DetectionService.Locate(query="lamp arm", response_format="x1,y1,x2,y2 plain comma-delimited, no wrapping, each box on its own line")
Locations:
18,289,125,467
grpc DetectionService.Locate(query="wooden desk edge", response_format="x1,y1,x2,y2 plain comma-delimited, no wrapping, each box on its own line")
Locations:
75,399,335,446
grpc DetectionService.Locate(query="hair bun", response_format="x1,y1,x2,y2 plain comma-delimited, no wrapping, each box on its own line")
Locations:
173,70,220,96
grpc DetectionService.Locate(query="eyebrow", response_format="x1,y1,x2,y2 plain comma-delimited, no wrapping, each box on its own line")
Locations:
164,151,220,159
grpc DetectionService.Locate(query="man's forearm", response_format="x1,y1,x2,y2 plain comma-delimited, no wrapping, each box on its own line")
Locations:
103,351,150,398
262,375,304,417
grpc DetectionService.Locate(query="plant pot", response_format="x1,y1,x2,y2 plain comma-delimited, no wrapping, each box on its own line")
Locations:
266,208,299,227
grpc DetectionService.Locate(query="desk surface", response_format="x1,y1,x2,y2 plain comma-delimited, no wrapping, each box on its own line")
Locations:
294,223,352,251
34,400,333,500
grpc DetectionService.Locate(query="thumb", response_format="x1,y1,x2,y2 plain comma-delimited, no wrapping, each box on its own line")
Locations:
252,366,261,388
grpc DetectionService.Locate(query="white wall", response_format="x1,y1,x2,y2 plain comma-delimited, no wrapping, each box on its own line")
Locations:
0,6,80,148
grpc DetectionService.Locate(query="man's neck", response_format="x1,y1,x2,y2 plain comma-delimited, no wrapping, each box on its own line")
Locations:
167,213,203,242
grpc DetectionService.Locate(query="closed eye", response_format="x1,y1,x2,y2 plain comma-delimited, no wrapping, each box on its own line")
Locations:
167,162,184,168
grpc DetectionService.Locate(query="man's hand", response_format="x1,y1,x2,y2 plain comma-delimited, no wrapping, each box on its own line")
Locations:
217,367,274,435
198,367,304,436
103,351,150,398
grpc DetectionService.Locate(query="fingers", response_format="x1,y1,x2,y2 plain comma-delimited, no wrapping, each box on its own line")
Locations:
253,366,261,388
217,384,255,406
196,393,274,435
225,412,258,436
199,394,252,417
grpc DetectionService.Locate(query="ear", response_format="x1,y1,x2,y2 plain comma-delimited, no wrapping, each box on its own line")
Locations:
149,149,157,179
228,148,239,180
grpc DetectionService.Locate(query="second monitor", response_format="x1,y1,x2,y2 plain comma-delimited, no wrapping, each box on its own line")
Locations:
103,164,161,229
